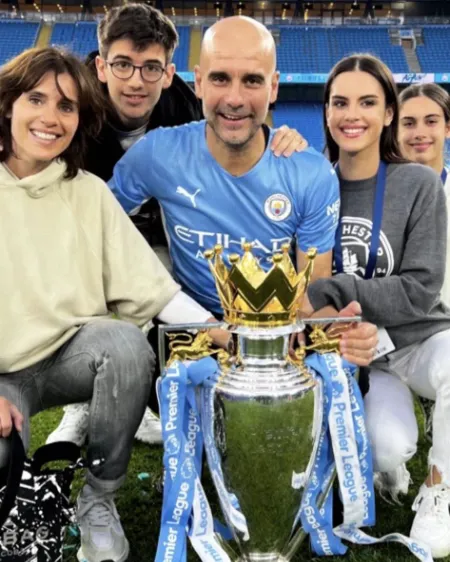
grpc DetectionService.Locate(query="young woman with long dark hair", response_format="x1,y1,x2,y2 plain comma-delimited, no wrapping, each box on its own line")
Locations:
302,54,450,558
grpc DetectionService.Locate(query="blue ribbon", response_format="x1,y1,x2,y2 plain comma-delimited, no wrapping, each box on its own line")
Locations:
155,353,433,562
298,353,372,556
334,161,387,279
298,353,433,562
155,358,218,562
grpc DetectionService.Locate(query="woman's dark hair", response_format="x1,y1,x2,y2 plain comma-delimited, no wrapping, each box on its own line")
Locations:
399,83,450,123
0,47,105,179
323,53,405,165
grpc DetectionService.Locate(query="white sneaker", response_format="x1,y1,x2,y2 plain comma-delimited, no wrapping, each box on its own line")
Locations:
374,463,411,504
77,484,129,562
46,403,89,447
134,408,162,445
411,482,450,558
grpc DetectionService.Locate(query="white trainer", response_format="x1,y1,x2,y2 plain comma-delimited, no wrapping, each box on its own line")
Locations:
77,484,129,562
411,482,450,558
134,408,163,445
46,403,89,447
47,404,162,447
374,463,411,504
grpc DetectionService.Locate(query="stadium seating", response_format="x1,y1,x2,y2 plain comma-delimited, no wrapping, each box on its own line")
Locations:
417,26,450,72
50,22,191,70
172,26,190,71
47,22,445,75
273,102,324,152
0,20,39,66
4,17,450,144
276,27,332,73
276,26,409,74
51,22,98,58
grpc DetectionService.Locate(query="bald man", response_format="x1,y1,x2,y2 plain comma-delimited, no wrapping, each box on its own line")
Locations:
108,17,378,366
197,17,281,171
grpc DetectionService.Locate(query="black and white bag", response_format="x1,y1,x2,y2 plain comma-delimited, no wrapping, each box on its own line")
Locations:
0,426,84,562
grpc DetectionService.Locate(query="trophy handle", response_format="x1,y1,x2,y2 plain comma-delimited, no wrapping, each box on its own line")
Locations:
288,345,309,375
289,325,342,374
166,330,231,369
306,325,341,354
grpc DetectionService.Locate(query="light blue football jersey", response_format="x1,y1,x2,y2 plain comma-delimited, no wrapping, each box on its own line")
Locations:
109,121,340,315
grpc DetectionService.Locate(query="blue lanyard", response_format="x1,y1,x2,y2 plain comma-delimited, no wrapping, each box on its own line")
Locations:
441,169,447,185
334,161,387,280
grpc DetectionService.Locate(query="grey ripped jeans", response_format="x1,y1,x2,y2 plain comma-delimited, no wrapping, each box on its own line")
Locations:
0,319,154,492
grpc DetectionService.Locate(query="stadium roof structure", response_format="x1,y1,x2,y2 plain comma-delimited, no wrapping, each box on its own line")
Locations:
3,0,450,20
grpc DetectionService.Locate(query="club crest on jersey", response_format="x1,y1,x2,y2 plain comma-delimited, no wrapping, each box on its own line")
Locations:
264,193,292,222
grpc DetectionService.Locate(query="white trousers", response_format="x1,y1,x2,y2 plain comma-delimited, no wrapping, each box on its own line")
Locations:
364,329,450,485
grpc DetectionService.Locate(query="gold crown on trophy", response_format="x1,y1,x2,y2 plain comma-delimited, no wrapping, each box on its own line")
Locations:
204,242,317,327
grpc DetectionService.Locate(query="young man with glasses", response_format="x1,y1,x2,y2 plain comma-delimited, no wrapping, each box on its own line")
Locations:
47,3,306,449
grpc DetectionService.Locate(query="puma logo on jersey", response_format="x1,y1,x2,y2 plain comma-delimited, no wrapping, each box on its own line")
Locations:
176,186,201,208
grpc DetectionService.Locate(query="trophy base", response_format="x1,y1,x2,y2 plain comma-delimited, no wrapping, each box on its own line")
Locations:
236,552,289,562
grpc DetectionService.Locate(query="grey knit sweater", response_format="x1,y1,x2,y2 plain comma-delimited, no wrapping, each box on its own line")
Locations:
308,162,450,350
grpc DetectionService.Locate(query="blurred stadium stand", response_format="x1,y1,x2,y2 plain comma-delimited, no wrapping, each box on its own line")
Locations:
50,22,191,69
50,21,97,56
173,25,190,72
276,26,409,73
2,4,450,150
272,102,324,151
417,25,450,72
0,20,39,65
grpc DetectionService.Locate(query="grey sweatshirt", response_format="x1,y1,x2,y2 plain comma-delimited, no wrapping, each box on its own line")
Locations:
308,162,450,351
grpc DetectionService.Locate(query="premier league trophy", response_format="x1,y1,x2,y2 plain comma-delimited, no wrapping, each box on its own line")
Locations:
160,242,345,562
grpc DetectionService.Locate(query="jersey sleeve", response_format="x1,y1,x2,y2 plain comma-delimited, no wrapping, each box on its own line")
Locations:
107,132,158,215
296,158,340,254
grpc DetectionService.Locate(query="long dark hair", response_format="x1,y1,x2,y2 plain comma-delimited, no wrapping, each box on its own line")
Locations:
323,53,406,165
0,47,104,179
400,83,450,124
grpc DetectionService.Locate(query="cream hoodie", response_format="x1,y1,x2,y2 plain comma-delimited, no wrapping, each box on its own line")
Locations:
0,160,180,372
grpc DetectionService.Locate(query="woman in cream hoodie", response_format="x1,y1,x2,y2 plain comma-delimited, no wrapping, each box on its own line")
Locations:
0,47,214,562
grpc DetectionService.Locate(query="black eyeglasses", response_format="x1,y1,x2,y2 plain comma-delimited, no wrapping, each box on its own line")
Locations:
106,61,166,83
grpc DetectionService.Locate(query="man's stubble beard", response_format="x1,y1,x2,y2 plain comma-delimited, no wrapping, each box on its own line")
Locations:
208,117,262,153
